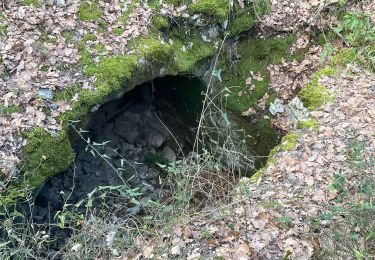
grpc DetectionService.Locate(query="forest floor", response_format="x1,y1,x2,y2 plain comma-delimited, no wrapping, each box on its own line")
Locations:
1,0,374,259
125,1,375,259
132,62,374,259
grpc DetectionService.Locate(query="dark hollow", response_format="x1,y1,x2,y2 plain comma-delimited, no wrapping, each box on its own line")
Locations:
32,76,205,249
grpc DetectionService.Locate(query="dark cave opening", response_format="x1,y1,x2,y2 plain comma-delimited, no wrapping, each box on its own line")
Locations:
32,76,205,250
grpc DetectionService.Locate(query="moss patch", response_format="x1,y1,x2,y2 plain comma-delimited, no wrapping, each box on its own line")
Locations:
20,128,74,188
113,28,125,36
228,0,270,36
328,48,356,67
53,84,80,102
0,105,21,115
79,2,102,21
152,16,169,30
298,67,336,111
23,0,39,6
222,34,297,115
0,25,7,37
189,0,228,24
279,132,298,151
60,36,176,125
170,34,215,73
297,118,319,131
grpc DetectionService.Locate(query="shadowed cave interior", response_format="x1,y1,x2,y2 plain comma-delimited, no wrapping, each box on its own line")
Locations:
32,76,205,248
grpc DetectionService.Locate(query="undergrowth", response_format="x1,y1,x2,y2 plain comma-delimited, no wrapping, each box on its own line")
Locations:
313,138,375,259
321,10,375,71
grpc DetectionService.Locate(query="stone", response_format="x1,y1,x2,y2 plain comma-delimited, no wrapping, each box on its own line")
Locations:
147,132,166,148
161,146,176,161
54,0,65,6
285,97,309,124
127,205,141,215
269,98,285,115
171,245,181,256
37,89,53,100
33,205,48,221
123,111,141,123
100,122,114,139
114,119,138,143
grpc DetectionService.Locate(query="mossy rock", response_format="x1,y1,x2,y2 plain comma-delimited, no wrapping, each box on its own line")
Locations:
20,128,74,188
298,66,336,111
189,0,229,24
228,0,270,36
297,118,319,131
222,34,298,115
249,132,298,182
18,14,220,191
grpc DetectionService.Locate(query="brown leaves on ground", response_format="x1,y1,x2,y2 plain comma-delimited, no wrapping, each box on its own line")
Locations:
0,0,184,178
268,41,323,101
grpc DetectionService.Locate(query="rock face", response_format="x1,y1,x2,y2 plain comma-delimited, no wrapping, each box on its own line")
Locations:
32,77,203,241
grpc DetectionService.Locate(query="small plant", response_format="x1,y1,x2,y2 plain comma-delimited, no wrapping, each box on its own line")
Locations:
322,10,375,70
201,228,212,239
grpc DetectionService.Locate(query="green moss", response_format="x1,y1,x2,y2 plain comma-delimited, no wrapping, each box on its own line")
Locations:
223,35,297,115
81,33,97,43
228,9,256,36
78,2,102,21
249,132,299,182
152,16,169,30
0,105,21,115
60,36,176,124
62,30,74,44
228,0,270,36
299,84,332,111
23,0,39,6
93,43,106,53
189,0,228,23
79,48,97,76
328,48,356,67
279,132,298,151
113,28,125,36
0,25,7,37
54,84,80,102
172,36,215,73
297,118,319,131
41,65,49,72
116,3,135,24
20,128,74,188
96,55,138,87
298,67,336,111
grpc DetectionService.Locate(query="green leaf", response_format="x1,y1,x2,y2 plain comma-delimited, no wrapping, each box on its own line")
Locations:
279,216,292,223
0,241,10,248
212,68,222,82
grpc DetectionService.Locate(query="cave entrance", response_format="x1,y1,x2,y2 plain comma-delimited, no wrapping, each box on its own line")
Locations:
32,76,205,229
